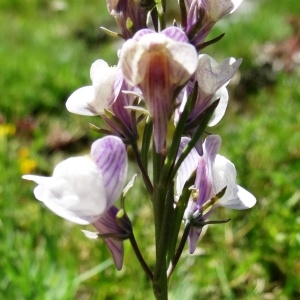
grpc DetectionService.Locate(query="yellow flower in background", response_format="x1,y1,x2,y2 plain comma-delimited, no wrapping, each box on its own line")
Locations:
18,147,37,174
0,123,16,138
20,159,37,174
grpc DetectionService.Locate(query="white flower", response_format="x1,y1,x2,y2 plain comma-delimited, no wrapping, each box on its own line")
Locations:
196,54,242,96
120,27,198,152
204,0,243,21
177,135,256,211
23,136,128,225
66,59,117,115
176,135,256,253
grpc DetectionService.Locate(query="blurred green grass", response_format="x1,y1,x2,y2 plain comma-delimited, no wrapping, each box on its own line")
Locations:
0,0,300,299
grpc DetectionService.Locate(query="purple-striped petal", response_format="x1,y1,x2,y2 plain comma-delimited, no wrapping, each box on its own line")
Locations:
113,67,126,102
176,135,221,198
120,28,198,152
162,27,189,42
188,226,203,254
203,135,221,175
91,136,128,207
176,137,200,196
194,157,212,207
107,0,149,39
194,135,221,207
132,28,154,41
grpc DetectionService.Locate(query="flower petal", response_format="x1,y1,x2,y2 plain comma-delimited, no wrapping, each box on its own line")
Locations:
132,28,154,41
216,185,256,209
176,135,221,197
203,135,222,169
166,42,199,85
188,226,203,254
92,206,124,270
194,135,221,206
213,154,256,209
236,185,256,208
208,0,243,21
162,27,189,42
197,54,242,96
91,136,128,207
90,60,117,112
120,39,147,85
81,230,99,239
176,137,199,196
66,86,97,116
66,60,117,116
120,28,198,153
23,156,108,224
34,181,93,224
208,86,228,126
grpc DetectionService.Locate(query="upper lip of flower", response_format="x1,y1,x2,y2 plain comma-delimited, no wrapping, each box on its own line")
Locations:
119,27,199,152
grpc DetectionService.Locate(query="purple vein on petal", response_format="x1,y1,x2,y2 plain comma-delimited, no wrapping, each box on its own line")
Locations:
162,27,189,42
91,136,127,206
133,28,154,41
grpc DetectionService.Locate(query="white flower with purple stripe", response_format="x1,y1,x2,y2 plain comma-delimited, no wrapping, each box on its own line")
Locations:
185,0,244,46
120,26,198,152
176,54,242,132
176,135,256,253
23,136,128,269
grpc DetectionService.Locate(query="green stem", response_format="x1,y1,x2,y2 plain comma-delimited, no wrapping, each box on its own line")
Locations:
152,148,168,299
141,117,153,170
166,175,195,265
154,185,174,288
154,191,165,249
153,266,168,300
158,84,197,188
167,222,191,280
152,150,165,247
129,232,154,281
158,103,190,188
155,0,166,30
131,142,154,196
